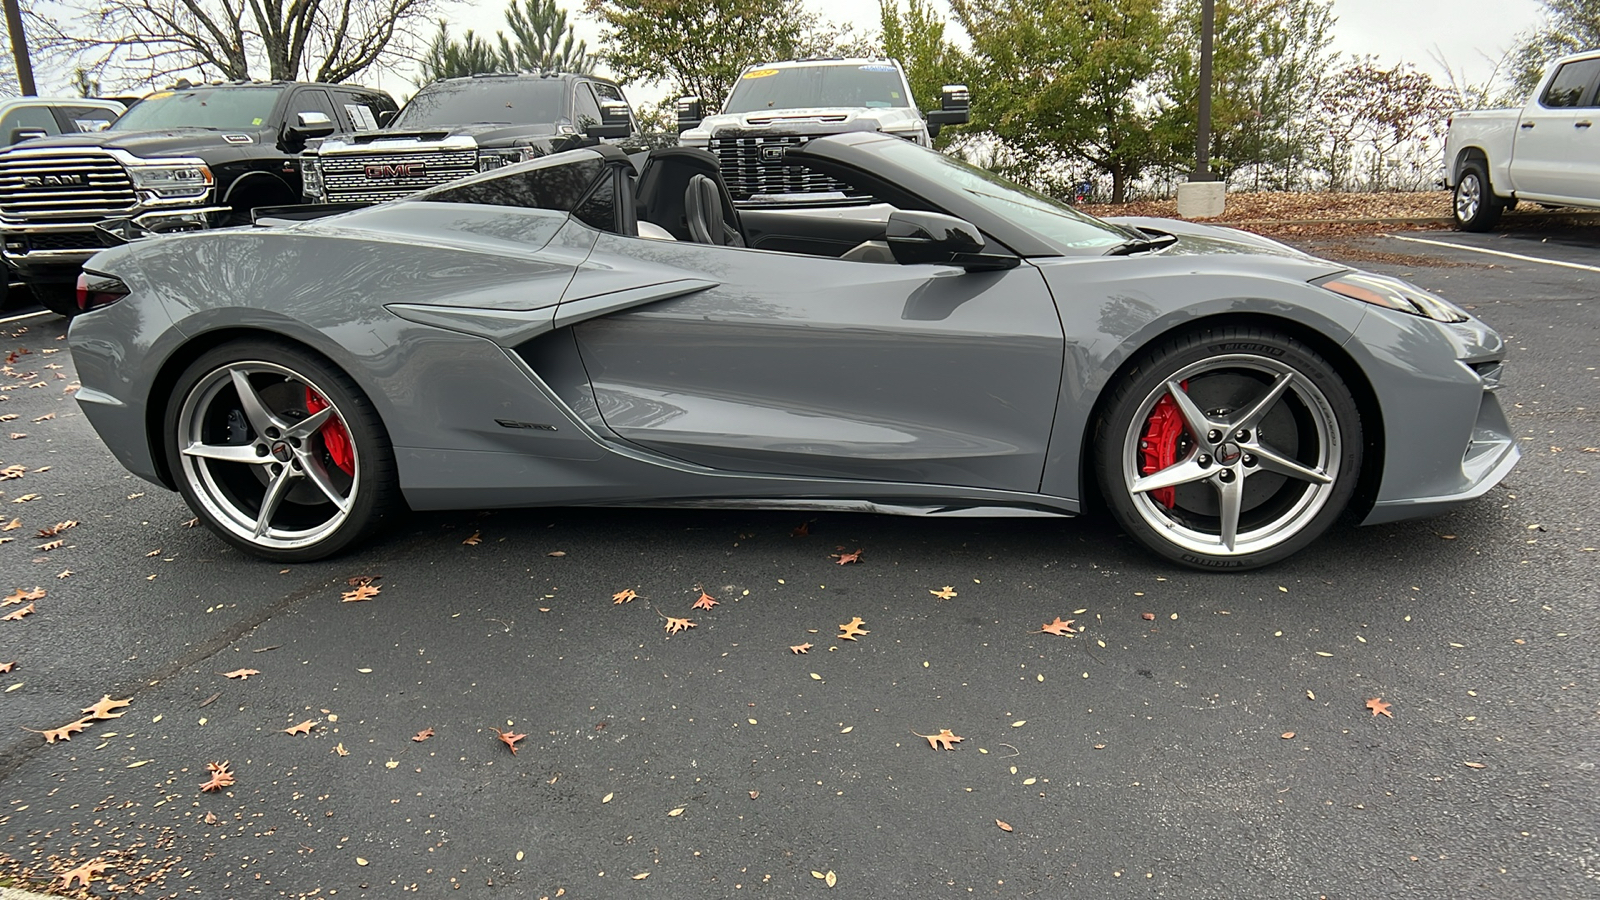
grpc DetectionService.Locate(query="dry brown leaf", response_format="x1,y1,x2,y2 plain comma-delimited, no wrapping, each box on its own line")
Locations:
222,668,260,680
837,616,869,641
664,616,697,634
36,717,93,743
32,412,54,422
200,760,235,792
37,539,63,551
928,586,958,599
55,858,110,890
333,742,349,756
0,414,14,421
789,642,813,654
546,550,566,557
11,493,39,502
917,728,963,750
0,464,23,480
1141,612,1156,621
831,548,863,565
55,569,71,579
284,720,317,735
82,695,131,719
37,520,77,537
791,520,810,536
995,819,1014,832
691,590,719,610
412,727,435,742
1,518,19,530
462,531,482,545
341,583,380,603
3,586,44,605
1365,697,1393,718
492,727,526,754
1039,617,1076,636
612,588,638,604
3,602,36,620
144,548,161,557
1281,732,1296,740
1462,761,1487,769
0,661,13,673
8,433,25,440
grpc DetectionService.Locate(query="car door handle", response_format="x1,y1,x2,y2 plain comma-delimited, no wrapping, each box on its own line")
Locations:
1520,121,1536,129
1577,120,1593,128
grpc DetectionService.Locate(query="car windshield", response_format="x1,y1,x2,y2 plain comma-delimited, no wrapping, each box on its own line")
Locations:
112,87,284,131
867,138,1128,252
394,80,567,129
724,64,908,113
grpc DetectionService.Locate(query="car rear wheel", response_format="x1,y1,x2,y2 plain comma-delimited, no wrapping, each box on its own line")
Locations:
164,340,401,561
1095,327,1363,570
1453,161,1502,232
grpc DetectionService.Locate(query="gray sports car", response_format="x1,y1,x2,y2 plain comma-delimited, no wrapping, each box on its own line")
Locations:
68,133,1519,569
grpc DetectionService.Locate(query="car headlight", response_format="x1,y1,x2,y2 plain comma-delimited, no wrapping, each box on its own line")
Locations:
477,148,538,172
127,160,213,199
1314,271,1468,324
301,155,325,201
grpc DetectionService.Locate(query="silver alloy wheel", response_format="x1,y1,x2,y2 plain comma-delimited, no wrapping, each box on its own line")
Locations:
1120,354,1341,557
1455,171,1481,223
176,361,358,551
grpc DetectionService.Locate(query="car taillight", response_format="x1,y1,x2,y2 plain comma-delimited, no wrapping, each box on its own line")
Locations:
76,272,129,311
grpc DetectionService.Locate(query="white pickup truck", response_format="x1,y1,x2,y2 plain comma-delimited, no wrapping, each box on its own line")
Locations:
1444,49,1600,230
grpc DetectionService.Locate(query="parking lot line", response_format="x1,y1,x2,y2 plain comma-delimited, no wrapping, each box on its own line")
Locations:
1385,233,1600,274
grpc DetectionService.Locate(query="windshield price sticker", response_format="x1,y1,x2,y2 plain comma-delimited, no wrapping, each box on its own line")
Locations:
743,68,779,79
859,64,898,72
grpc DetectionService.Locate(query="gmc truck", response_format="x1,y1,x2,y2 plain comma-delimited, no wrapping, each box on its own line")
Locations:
675,58,968,205
301,73,637,206
1444,48,1600,230
0,81,395,315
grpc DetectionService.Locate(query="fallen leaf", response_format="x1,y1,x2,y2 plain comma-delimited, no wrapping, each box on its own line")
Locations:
356,857,369,866
384,758,399,769
0,464,23,479
996,819,1014,832
35,717,93,743
144,548,161,557
200,760,235,792
1281,732,1296,739
341,583,381,603
791,520,810,536
492,727,526,754
1,518,18,530
183,517,200,528
55,858,110,890
632,872,650,881
284,720,317,735
612,588,638,604
55,569,71,579
1462,761,1486,769
0,662,12,673
789,642,813,654
825,870,837,887
82,695,131,719
691,590,718,610
837,616,869,641
602,792,614,803
546,550,566,557
8,433,24,440
664,616,697,634
749,790,759,799
1141,612,1156,621
831,548,863,565
668,807,685,817
32,413,54,422
462,531,482,546
3,602,36,620
1039,617,1076,636
223,668,260,680
412,728,435,742
11,493,39,503
37,520,76,537
917,728,963,751
2,586,44,605
929,586,958,600
1365,697,1393,718
333,742,349,757
37,539,63,551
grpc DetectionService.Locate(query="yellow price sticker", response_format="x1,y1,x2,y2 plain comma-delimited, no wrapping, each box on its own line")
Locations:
251,117,264,125
742,68,779,79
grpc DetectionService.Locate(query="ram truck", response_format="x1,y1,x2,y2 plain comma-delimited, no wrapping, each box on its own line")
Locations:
675,58,968,205
1444,48,1600,230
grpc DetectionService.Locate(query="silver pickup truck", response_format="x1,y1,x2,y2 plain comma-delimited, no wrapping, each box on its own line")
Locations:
1444,48,1600,230
675,58,968,206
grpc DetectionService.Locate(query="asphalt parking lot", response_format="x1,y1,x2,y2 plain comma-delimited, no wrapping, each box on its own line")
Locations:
0,224,1594,899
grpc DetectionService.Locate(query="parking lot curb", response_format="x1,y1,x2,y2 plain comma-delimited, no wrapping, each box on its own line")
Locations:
1,886,60,899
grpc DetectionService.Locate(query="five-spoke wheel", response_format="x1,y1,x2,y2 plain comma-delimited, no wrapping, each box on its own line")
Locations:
1097,328,1362,569
166,341,399,561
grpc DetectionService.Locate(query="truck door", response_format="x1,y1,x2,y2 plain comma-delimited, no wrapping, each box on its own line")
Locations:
1511,57,1600,203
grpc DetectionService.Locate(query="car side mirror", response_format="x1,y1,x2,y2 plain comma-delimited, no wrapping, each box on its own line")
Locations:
926,84,970,130
8,128,48,145
377,110,395,127
886,210,1017,271
584,100,633,139
676,96,703,133
285,111,336,142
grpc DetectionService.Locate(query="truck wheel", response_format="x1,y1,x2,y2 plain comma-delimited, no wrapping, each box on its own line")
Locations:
29,283,81,318
1453,160,1502,232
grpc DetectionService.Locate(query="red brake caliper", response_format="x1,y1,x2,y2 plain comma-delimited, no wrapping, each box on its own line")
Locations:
305,389,355,476
1138,382,1189,509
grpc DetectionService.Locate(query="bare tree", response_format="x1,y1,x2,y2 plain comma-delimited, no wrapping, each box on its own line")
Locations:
28,0,446,90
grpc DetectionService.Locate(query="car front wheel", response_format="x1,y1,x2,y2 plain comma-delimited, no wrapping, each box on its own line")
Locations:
164,340,401,561
1095,327,1363,570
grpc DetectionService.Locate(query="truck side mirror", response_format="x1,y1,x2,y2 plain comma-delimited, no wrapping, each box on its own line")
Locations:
8,128,48,145
285,111,336,142
585,100,634,139
926,84,970,132
377,110,395,127
676,96,703,133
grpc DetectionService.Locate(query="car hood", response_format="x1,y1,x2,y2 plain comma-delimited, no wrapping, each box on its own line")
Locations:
1101,216,1322,261
8,127,276,159
688,107,922,141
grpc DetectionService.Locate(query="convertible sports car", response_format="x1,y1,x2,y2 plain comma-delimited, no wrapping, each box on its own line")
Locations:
67,133,1519,569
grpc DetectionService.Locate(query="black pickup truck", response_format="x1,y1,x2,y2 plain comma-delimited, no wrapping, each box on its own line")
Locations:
0,81,395,315
301,73,637,206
